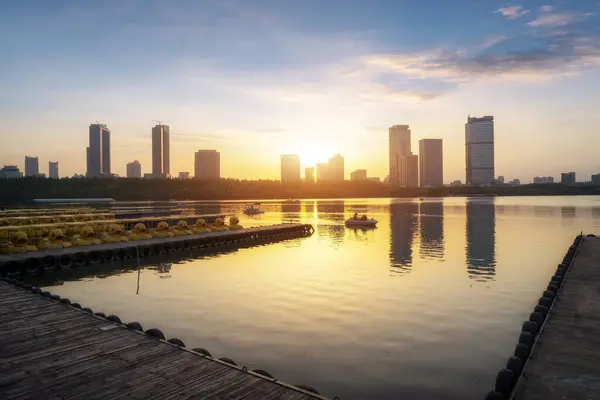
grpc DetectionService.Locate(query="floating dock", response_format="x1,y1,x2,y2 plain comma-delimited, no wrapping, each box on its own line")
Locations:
485,234,600,399
0,224,314,276
0,279,325,399
509,235,600,400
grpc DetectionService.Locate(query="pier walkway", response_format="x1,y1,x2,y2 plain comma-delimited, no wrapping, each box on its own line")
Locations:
511,236,600,399
0,279,325,400
0,224,314,275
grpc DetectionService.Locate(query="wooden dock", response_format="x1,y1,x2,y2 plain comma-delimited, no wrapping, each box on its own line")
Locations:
509,235,600,399
0,224,314,276
0,279,326,400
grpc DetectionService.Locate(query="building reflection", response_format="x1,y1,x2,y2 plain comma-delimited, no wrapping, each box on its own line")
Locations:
466,199,496,282
561,206,576,218
389,202,419,275
419,202,444,259
190,203,222,216
317,200,345,222
281,201,301,221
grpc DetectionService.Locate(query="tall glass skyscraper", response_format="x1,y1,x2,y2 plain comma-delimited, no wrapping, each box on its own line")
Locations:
152,124,170,177
465,116,494,186
86,124,111,178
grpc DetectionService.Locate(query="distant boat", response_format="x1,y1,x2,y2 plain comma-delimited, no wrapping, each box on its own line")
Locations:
243,205,265,215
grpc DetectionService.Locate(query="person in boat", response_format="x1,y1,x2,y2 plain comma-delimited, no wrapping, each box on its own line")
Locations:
360,214,367,221
353,212,358,220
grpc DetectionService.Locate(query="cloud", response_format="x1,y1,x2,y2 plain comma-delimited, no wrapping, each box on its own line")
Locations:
541,5,554,12
527,11,594,27
480,35,511,49
495,5,530,19
366,33,600,86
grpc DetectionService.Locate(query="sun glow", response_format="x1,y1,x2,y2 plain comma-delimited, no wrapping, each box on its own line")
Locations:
297,141,335,169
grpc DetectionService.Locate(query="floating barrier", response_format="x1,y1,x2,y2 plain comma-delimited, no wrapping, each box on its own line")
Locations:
484,233,584,400
0,224,315,276
0,213,231,249
0,277,326,399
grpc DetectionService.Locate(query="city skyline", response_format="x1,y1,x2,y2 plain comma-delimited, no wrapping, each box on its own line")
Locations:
1,1,600,180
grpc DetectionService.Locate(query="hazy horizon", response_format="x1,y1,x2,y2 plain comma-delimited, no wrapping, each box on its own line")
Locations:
2,0,600,182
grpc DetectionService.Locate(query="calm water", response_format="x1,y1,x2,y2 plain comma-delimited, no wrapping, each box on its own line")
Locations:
25,196,600,400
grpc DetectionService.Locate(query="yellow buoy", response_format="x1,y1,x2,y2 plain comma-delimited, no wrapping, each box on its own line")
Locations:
127,223,153,240
72,226,102,246
193,219,209,234
151,221,174,238
211,217,229,232
228,216,244,230
101,224,129,243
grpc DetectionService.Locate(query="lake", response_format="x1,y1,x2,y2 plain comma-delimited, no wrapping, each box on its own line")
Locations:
24,196,600,400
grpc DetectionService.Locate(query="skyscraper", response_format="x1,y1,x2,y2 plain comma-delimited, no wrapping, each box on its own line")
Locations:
350,169,367,181
316,162,329,182
126,160,142,178
305,167,315,183
561,172,576,185
400,154,419,187
328,154,345,181
87,123,111,177
465,116,494,186
389,125,417,186
24,156,39,177
49,161,59,179
419,139,443,187
194,150,220,180
152,124,170,177
280,155,301,183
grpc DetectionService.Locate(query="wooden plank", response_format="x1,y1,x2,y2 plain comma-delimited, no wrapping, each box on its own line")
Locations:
0,270,324,400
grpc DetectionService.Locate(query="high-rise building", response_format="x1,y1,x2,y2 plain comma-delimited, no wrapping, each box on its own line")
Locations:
87,123,111,177
126,160,142,178
465,116,494,186
280,155,301,183
419,139,443,187
49,161,59,179
561,172,576,185
533,176,554,184
305,167,315,183
152,124,170,177
389,125,412,186
328,154,344,181
316,162,329,182
350,169,367,181
0,165,22,179
194,150,220,180
592,174,600,185
25,156,39,177
400,154,419,187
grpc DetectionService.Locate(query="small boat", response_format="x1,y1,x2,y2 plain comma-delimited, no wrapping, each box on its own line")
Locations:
345,207,377,228
345,217,378,227
243,205,264,215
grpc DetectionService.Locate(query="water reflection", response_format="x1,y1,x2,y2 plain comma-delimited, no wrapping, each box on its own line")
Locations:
561,206,576,218
419,202,444,259
317,224,346,246
281,202,302,221
318,200,346,222
465,199,496,281
389,202,419,275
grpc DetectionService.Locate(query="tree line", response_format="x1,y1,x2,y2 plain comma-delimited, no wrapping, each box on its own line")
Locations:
1,177,599,205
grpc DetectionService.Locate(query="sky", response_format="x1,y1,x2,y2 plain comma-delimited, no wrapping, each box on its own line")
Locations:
1,0,600,183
